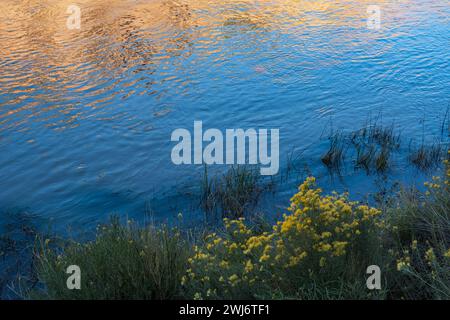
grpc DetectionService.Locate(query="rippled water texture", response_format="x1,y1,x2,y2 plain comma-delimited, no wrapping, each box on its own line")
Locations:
0,0,449,229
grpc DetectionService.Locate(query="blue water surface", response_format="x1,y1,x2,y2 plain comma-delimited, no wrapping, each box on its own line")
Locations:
0,0,449,236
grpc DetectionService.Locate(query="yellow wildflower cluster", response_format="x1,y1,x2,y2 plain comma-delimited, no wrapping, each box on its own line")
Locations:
445,151,450,187
425,248,435,265
182,177,383,299
396,256,411,272
444,249,450,259
393,151,449,286
430,150,450,189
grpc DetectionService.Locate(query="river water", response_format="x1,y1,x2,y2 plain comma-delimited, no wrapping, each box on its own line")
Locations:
0,1,449,236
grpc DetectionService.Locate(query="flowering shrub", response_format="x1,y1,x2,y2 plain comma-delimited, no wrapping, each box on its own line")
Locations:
183,177,384,299
392,151,450,299
444,150,450,188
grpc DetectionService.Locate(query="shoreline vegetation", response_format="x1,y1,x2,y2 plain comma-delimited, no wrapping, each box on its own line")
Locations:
28,151,449,300
319,115,448,175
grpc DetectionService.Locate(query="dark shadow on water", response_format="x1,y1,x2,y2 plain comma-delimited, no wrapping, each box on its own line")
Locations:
0,209,49,299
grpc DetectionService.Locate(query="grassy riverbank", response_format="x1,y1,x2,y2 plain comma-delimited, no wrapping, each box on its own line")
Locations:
30,155,450,300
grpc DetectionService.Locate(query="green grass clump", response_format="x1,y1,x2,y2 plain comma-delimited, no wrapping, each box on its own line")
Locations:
200,165,263,219
321,122,401,175
321,132,347,173
375,146,391,172
409,142,443,171
385,174,450,299
31,218,190,300
351,122,400,173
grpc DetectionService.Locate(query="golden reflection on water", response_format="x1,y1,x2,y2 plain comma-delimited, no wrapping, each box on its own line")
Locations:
0,0,444,131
